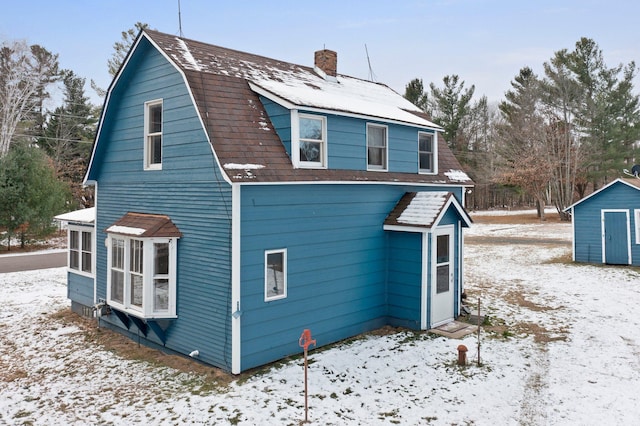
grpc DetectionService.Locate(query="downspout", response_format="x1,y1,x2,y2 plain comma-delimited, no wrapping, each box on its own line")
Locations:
231,183,242,374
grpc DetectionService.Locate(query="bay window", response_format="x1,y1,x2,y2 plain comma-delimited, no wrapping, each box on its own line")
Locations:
107,235,177,318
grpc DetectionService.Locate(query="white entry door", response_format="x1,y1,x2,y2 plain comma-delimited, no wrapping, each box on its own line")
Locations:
431,225,455,327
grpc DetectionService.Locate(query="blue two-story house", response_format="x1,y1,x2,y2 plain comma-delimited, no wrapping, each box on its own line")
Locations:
74,29,473,374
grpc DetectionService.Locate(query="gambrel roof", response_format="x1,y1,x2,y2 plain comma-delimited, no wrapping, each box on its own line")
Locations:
88,30,472,186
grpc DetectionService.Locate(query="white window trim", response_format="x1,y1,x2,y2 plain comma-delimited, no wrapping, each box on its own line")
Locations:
635,209,640,244
106,234,178,319
291,111,328,169
264,248,287,302
418,131,437,174
366,123,388,171
144,99,163,170
67,225,95,278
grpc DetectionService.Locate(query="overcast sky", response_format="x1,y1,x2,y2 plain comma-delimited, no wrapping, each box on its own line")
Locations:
2,0,639,106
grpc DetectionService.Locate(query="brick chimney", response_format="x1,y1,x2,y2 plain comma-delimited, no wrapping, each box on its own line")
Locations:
314,49,337,77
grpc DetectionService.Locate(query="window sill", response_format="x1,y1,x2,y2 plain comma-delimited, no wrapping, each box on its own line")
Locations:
67,268,95,279
144,164,163,171
296,162,327,169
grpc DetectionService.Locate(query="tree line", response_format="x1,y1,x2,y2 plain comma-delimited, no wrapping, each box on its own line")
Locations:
1,30,638,250
0,23,147,249
405,37,640,220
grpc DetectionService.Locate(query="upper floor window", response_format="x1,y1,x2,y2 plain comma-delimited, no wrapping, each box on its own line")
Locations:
367,124,387,171
419,132,434,173
144,100,163,170
107,235,177,318
298,114,326,168
265,249,287,301
68,226,94,276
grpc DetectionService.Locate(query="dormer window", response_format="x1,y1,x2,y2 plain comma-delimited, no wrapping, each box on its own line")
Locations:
144,99,163,170
367,124,388,171
296,113,327,168
419,132,434,173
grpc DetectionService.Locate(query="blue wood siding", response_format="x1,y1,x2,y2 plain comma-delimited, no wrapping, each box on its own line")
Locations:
258,101,436,173
387,232,422,329
67,272,94,307
260,97,291,156
91,41,234,371
238,184,463,370
573,182,640,265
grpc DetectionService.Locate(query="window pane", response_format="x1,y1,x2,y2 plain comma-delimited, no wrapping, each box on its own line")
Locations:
437,234,449,263
368,126,386,147
150,135,162,164
154,243,169,275
130,240,143,273
149,104,162,133
70,251,79,270
419,153,432,171
300,141,321,162
70,230,79,250
154,279,169,311
368,147,384,167
419,134,432,152
112,239,124,269
300,117,322,140
266,251,284,298
130,274,143,307
81,232,91,251
81,252,92,273
436,265,449,293
111,270,124,304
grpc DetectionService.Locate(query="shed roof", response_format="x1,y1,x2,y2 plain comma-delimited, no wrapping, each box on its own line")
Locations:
564,178,640,211
106,212,182,238
131,30,472,186
54,207,95,224
384,192,472,230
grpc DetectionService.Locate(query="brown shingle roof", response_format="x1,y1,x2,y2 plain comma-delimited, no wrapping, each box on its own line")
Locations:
143,30,472,186
106,212,182,238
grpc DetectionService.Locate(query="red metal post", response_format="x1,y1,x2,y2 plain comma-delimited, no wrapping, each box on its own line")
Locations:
299,329,316,423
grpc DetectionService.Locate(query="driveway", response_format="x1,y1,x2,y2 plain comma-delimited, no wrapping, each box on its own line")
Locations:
0,250,66,273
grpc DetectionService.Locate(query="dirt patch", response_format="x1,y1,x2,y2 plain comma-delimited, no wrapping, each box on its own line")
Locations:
503,290,562,312
470,211,566,225
51,309,236,388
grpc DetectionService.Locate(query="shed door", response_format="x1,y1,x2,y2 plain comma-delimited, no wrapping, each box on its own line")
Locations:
431,226,454,327
603,211,630,265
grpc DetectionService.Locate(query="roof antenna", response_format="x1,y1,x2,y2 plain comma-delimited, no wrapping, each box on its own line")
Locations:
365,44,377,82
178,0,184,37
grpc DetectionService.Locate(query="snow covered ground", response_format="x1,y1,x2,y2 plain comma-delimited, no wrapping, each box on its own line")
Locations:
2,218,640,425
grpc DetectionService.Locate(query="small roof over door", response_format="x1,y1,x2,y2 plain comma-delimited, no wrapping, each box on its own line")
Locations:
384,192,472,232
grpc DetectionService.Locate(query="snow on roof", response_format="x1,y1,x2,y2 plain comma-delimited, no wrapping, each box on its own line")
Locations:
223,163,265,170
397,192,450,227
444,169,472,183
105,225,146,236
54,207,95,224
250,75,437,128
163,33,439,128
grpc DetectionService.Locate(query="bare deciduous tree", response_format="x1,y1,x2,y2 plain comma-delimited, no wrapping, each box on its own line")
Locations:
0,40,59,156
